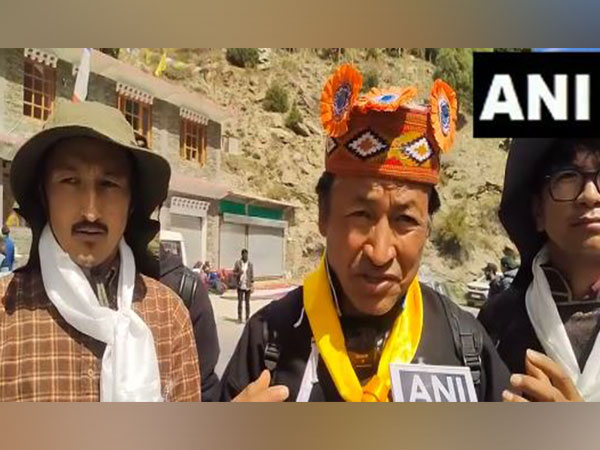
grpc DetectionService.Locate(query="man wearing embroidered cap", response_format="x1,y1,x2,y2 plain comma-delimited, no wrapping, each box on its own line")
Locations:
220,65,509,402
0,99,203,401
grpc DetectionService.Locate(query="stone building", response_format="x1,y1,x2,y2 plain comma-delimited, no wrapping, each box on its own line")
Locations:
0,48,295,277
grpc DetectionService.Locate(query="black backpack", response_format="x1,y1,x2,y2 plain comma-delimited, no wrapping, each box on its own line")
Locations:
262,291,484,399
177,268,199,309
437,294,483,394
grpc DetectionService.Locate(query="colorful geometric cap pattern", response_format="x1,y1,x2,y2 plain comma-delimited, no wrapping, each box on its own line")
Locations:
320,64,458,185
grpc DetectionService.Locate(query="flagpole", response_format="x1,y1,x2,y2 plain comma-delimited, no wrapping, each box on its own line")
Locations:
72,48,91,102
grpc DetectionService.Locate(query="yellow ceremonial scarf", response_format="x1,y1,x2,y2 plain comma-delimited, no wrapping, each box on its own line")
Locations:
303,257,423,402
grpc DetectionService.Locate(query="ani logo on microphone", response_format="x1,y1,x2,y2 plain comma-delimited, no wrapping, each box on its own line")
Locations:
390,363,478,402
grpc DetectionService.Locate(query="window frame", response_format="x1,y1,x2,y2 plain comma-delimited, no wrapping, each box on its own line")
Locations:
180,118,207,166
117,94,153,148
23,58,56,121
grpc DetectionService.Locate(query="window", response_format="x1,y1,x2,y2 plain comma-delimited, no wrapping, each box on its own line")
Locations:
180,119,207,165
117,94,152,147
23,59,55,121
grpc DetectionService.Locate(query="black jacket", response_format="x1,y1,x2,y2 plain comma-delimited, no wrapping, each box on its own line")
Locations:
478,286,543,374
479,272,600,375
220,284,510,402
160,253,221,401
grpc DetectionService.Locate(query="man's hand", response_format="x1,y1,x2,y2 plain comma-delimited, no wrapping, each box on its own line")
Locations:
232,370,290,402
502,349,583,402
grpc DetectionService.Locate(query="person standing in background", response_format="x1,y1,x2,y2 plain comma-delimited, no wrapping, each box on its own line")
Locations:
234,249,254,323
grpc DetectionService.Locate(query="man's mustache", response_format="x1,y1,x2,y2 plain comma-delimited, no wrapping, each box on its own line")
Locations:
71,221,108,234
353,258,402,282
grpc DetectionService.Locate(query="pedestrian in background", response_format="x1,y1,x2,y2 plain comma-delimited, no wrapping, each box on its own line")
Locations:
234,249,254,323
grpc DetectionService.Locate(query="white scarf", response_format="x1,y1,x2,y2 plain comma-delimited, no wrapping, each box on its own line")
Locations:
526,245,600,401
39,225,163,402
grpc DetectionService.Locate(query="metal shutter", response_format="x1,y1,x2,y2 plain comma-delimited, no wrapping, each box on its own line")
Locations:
219,221,246,270
170,214,203,268
248,225,284,277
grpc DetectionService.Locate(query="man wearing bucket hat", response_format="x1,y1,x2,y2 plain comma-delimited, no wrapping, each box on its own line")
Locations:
219,65,509,402
478,138,600,402
0,99,289,403
0,99,204,401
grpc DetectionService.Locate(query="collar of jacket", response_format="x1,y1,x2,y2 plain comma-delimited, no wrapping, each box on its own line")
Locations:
541,264,600,304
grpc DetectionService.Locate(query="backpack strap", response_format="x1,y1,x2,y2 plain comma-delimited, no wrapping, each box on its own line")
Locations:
177,270,198,309
438,293,484,396
262,319,281,373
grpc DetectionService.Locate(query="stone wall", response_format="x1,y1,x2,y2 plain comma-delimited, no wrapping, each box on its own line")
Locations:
1,48,49,159
0,48,225,270
0,49,221,172
154,96,221,181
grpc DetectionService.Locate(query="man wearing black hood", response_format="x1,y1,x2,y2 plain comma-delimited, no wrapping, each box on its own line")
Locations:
478,138,600,402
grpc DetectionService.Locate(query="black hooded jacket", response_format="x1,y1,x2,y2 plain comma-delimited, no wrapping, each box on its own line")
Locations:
479,138,600,374
478,139,555,372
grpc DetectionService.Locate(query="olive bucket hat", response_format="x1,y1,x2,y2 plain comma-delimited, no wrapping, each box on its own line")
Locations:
11,99,170,222
10,99,171,275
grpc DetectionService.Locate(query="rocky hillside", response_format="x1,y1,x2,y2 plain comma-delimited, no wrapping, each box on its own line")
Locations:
120,48,515,289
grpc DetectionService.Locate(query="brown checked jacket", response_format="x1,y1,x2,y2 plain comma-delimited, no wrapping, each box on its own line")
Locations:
0,269,201,402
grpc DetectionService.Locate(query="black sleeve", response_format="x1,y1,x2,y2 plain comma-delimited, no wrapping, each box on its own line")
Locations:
478,287,516,345
218,307,270,401
477,318,511,402
187,278,221,402
477,300,496,341
487,278,501,300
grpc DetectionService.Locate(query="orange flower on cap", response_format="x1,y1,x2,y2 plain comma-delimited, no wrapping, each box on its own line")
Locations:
320,64,362,137
356,86,417,113
429,79,458,153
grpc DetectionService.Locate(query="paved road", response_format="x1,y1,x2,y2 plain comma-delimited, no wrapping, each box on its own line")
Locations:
210,293,273,377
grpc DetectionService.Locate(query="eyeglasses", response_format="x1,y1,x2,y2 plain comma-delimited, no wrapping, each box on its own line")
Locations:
545,168,600,202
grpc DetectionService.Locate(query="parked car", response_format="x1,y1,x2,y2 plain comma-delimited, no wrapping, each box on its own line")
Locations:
465,276,490,307
159,230,188,267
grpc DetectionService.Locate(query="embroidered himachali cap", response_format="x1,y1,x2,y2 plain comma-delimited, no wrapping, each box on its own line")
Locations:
320,64,458,185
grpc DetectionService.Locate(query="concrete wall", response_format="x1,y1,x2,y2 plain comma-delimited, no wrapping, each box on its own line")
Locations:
206,201,220,266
